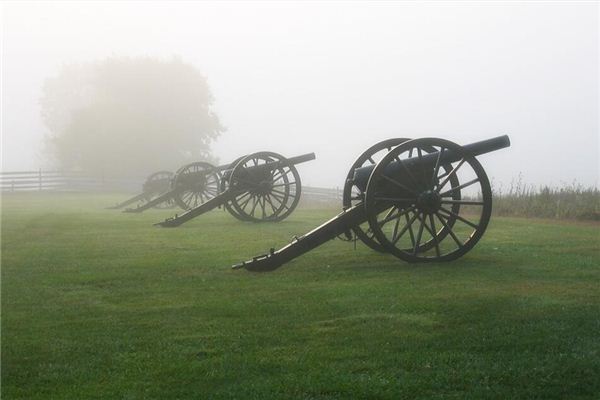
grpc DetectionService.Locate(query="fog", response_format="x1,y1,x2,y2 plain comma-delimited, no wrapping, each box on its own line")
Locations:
2,1,598,188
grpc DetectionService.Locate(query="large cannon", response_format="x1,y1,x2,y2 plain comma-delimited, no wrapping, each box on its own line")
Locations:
107,170,176,210
155,151,316,227
122,161,232,213
232,135,510,272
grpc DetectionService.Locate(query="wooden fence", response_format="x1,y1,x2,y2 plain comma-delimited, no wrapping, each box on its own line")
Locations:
0,170,138,192
0,169,342,202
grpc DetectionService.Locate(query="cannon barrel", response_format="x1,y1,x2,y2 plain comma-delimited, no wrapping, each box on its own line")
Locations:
352,135,511,192
276,152,316,166
220,152,316,181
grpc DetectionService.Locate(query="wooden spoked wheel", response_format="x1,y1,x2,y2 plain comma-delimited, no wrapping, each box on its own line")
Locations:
364,138,492,262
340,138,411,251
171,162,220,210
226,151,301,222
142,171,175,209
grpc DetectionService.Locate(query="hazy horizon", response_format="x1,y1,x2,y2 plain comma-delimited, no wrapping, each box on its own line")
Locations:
2,1,598,188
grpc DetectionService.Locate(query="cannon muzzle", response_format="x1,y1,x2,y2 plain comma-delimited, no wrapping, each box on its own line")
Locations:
352,135,510,192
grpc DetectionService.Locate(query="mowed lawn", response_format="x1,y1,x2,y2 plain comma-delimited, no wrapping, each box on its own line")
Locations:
2,193,599,399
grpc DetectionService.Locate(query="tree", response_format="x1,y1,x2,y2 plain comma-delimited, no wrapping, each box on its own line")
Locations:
41,56,224,178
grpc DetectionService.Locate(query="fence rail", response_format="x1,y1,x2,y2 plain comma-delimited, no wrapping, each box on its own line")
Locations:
0,170,139,192
0,169,342,202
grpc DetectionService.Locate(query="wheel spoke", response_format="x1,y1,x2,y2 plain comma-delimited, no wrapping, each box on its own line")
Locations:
412,214,425,255
415,212,437,239
381,205,398,224
236,191,251,203
435,212,463,248
439,178,480,197
250,196,259,216
431,147,445,187
429,214,441,257
271,188,288,196
379,205,415,227
268,191,284,206
391,213,401,242
265,194,278,214
272,181,296,188
437,158,466,192
392,211,420,245
269,190,287,203
439,206,479,229
260,196,266,218
441,200,485,206
271,168,287,182
405,212,416,249
417,147,427,189
240,193,254,209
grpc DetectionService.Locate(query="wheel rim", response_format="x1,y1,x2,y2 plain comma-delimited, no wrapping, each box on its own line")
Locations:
340,138,411,251
223,156,252,220
227,152,301,222
364,138,492,262
142,171,175,209
172,162,220,210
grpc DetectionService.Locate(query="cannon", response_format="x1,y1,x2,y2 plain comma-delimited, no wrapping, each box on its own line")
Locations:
107,170,176,210
232,135,511,272
122,161,230,213
154,151,316,227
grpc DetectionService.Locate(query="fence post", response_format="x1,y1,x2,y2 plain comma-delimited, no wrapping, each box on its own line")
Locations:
39,168,42,191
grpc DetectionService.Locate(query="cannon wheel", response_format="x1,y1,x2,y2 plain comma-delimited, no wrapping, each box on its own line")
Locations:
340,138,411,251
226,151,302,222
364,138,492,262
142,171,175,209
171,161,220,210
342,138,460,253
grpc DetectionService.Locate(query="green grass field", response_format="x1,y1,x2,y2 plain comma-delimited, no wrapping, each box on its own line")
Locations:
2,193,599,399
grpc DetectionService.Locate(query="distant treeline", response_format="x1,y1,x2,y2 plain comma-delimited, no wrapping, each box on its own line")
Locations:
492,178,599,221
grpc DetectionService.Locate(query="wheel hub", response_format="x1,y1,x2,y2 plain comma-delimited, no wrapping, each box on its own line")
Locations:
253,180,273,195
190,175,206,190
416,190,441,214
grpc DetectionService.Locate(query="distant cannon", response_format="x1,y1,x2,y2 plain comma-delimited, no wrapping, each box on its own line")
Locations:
232,136,511,272
107,170,176,210
122,161,230,213
154,151,316,227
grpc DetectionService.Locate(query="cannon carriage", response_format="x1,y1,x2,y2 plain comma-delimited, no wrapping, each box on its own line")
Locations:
107,170,176,210
155,151,315,227
232,135,510,272
121,160,231,213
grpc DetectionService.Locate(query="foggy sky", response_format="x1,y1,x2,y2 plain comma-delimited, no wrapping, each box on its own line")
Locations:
1,1,598,188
